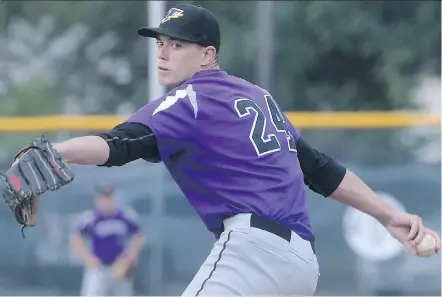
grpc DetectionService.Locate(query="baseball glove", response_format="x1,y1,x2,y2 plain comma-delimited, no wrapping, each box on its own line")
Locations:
0,136,75,237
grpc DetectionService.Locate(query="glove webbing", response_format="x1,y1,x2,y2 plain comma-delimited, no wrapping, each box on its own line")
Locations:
13,145,42,160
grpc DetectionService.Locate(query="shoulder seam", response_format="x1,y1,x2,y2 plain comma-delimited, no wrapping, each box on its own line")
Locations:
186,84,198,119
151,84,199,119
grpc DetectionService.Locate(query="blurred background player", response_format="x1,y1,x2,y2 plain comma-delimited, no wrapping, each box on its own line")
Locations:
70,184,145,296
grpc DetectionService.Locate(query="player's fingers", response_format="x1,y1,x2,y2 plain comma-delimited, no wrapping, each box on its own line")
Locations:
410,217,425,246
407,219,418,240
389,226,416,255
407,215,421,241
403,239,417,256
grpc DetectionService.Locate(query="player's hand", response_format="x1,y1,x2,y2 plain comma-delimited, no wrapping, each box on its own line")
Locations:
384,211,439,255
85,255,102,270
111,254,135,279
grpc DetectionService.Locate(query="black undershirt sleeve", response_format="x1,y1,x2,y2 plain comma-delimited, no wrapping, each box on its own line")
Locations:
95,122,345,196
97,122,161,167
296,137,347,197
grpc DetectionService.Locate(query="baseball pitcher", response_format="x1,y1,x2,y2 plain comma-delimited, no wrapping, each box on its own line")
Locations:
70,184,144,296
0,4,440,296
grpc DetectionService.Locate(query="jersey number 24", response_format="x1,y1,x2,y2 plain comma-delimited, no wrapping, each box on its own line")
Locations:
234,94,297,156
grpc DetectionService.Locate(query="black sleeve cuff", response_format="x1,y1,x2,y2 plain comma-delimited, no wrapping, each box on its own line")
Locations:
296,137,346,197
96,122,161,167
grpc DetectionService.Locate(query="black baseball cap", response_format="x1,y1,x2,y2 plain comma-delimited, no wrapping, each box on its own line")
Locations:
137,4,220,53
95,183,115,197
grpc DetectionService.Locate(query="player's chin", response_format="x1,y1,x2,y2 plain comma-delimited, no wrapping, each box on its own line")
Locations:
158,76,180,88
157,73,171,86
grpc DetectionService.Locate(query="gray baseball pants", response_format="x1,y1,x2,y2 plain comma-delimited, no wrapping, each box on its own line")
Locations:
80,267,134,296
182,213,320,296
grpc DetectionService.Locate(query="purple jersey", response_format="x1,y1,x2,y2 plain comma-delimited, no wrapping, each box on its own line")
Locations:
128,69,314,241
75,207,140,265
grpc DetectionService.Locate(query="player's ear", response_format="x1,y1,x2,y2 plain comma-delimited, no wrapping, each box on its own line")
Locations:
201,46,217,67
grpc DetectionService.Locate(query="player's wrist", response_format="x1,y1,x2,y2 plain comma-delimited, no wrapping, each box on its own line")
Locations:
376,208,397,227
371,195,397,226
84,253,99,263
52,136,110,165
52,142,71,162
122,250,137,261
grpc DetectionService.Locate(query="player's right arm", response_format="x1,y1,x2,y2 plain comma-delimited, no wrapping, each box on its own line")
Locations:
294,137,396,224
284,117,396,224
285,119,440,254
70,211,102,269
71,233,102,269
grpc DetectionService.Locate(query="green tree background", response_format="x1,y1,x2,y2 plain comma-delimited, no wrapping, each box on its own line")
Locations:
0,1,440,164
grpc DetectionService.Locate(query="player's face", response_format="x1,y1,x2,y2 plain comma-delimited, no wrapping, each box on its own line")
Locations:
95,194,116,214
156,35,209,87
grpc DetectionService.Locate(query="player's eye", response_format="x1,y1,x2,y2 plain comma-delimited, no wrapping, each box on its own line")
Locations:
171,42,182,49
156,40,163,47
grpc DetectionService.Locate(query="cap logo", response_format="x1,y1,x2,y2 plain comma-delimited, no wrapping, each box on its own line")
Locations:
161,8,184,24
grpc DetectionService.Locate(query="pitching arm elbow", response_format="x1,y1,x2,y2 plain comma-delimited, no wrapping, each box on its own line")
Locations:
296,137,346,197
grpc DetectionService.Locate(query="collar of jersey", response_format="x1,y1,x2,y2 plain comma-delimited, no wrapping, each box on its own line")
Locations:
191,69,225,79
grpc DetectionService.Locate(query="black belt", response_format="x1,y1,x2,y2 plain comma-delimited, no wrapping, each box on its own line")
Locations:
250,214,316,254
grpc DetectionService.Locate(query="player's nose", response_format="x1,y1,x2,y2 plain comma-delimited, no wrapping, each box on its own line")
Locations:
157,46,168,61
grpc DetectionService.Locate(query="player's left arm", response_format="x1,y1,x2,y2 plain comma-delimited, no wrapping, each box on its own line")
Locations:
53,122,160,167
122,208,145,261
111,208,145,279
54,85,197,166
125,232,145,259
111,229,145,278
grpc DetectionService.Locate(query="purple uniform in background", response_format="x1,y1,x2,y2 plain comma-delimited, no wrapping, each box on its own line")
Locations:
128,69,314,241
75,207,140,265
